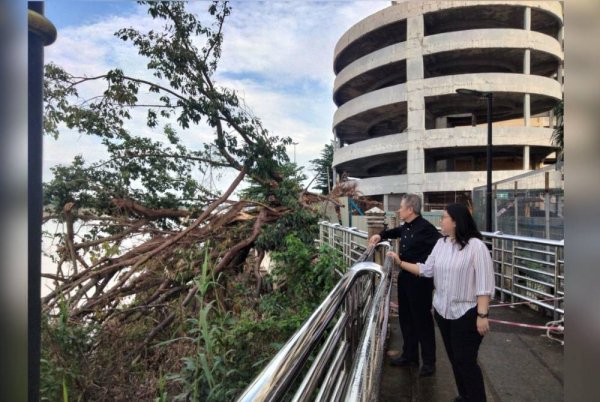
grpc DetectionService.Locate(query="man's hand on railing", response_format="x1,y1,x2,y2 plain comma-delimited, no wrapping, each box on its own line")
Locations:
368,234,381,248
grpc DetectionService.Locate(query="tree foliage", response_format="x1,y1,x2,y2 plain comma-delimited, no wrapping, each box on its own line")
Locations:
40,2,339,400
551,100,564,162
309,142,334,195
44,1,291,215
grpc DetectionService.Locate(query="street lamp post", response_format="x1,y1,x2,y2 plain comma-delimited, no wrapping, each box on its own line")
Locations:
29,3,57,401
456,88,493,232
292,141,299,164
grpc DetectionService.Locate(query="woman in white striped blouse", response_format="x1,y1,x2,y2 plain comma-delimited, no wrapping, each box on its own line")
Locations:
387,203,495,402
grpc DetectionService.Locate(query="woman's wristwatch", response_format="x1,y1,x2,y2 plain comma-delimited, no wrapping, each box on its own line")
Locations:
477,312,489,318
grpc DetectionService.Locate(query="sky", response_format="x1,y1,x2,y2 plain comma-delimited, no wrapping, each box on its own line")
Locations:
43,0,390,193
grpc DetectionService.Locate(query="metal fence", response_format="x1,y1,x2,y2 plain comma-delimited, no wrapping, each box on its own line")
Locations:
473,163,564,240
317,222,369,267
236,242,393,402
318,221,564,320
484,232,564,320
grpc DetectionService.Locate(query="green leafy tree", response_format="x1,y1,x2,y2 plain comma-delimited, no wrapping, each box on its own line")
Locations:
309,142,334,195
551,100,564,161
44,2,291,216
42,0,301,316
40,2,335,400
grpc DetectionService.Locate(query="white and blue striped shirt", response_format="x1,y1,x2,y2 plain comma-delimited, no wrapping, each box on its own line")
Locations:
417,237,495,320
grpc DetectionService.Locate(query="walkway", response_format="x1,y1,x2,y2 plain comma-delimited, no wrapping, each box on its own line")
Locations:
379,283,563,401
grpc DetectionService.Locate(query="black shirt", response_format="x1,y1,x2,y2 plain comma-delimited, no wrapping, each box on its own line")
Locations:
378,215,441,264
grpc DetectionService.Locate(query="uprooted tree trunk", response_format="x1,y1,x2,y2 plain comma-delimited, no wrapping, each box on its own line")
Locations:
45,169,267,337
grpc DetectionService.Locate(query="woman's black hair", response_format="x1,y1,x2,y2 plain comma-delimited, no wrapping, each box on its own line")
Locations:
445,203,482,250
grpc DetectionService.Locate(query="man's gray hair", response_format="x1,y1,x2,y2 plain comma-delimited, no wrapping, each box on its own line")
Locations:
402,193,422,215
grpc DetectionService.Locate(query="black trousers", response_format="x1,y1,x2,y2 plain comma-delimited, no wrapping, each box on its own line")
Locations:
397,272,436,365
435,307,486,402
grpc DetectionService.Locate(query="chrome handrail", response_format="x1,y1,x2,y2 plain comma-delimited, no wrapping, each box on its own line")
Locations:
237,243,392,402
344,251,393,401
320,221,565,319
481,231,564,247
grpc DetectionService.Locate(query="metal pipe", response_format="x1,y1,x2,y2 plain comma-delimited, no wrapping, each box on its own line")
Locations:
344,255,393,402
236,261,385,402
291,313,350,402
486,93,493,232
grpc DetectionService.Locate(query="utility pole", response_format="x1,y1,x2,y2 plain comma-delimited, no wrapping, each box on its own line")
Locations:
456,88,494,232
292,141,299,164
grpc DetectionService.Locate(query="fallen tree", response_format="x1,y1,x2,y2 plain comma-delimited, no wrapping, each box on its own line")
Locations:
43,1,305,320
41,2,348,400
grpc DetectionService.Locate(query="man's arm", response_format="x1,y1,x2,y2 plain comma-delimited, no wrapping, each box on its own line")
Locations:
368,225,402,247
379,225,403,239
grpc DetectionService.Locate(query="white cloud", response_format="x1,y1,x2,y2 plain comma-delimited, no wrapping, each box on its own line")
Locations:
43,1,389,191
219,2,387,84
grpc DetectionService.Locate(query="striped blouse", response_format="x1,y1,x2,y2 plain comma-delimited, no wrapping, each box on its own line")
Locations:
417,236,495,320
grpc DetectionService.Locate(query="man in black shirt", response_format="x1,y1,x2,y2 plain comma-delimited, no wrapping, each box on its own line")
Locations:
368,194,441,377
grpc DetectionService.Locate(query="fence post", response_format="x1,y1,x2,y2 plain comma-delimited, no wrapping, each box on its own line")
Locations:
514,197,519,236
510,240,516,303
554,247,560,321
366,208,385,265
319,222,325,247
499,237,506,302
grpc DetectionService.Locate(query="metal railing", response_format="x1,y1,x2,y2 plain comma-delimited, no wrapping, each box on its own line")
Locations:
236,242,393,402
317,222,369,267
238,222,564,401
318,221,564,320
483,231,564,320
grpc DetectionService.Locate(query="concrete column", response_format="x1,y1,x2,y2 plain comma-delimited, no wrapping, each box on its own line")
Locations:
406,131,425,194
367,213,385,239
435,117,447,129
367,211,386,264
523,43,531,128
333,129,342,149
523,8,531,128
554,22,563,88
523,145,530,170
405,15,425,195
332,167,338,186
557,24,564,87
557,62,563,88
523,49,531,127
524,7,531,30
406,15,425,131
524,94,531,127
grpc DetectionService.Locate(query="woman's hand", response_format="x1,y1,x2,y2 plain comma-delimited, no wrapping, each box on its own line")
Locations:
476,317,490,336
386,251,401,266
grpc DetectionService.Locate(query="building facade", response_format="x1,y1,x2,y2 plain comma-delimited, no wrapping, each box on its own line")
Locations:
332,1,563,211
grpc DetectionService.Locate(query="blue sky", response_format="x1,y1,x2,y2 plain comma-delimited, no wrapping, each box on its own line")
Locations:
43,0,389,191
46,1,138,29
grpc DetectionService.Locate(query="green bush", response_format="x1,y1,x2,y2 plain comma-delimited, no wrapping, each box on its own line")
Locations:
41,302,96,401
